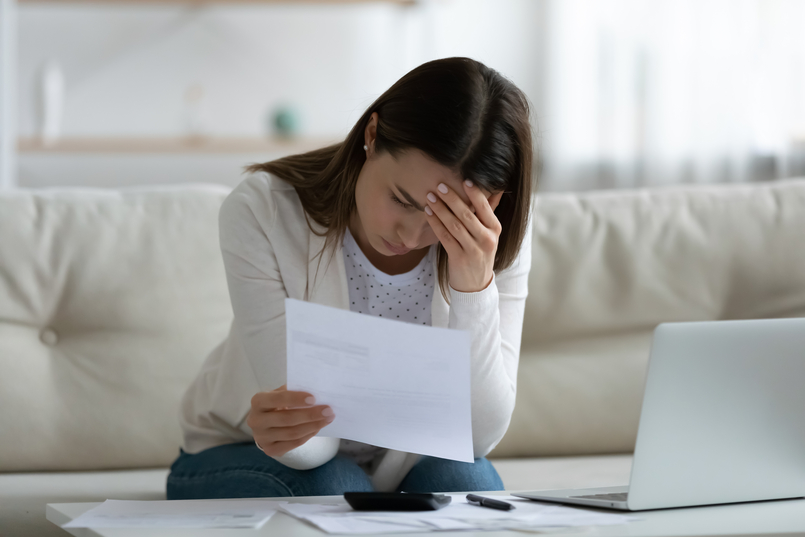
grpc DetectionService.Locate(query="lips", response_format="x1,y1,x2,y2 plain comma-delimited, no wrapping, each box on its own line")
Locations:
383,238,411,255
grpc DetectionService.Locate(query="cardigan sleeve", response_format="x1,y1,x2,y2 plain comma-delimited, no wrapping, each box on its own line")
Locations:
218,175,340,469
447,218,533,458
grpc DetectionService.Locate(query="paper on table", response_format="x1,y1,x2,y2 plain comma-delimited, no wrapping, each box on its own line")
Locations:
278,495,637,534
62,499,280,529
285,298,473,463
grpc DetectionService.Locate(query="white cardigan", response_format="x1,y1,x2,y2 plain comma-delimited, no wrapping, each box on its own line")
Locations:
179,171,532,492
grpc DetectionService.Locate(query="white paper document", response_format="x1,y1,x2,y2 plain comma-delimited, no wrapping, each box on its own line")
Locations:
278,495,637,534
285,298,473,462
62,499,280,529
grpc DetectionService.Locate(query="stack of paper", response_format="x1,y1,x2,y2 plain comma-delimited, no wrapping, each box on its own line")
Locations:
278,495,637,534
61,496,635,533
62,499,280,529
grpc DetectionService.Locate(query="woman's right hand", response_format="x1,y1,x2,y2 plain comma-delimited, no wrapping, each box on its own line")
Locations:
246,384,335,457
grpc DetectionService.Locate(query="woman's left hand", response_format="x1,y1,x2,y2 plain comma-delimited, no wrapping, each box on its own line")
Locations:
425,180,504,293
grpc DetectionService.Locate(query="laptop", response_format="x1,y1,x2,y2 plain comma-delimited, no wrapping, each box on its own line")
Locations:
513,317,805,511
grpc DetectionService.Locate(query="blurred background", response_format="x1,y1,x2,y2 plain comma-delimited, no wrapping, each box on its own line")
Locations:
2,0,805,191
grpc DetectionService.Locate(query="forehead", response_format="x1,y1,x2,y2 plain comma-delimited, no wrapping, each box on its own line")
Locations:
383,149,487,201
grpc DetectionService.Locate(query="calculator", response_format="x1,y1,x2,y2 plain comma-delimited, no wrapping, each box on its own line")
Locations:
344,492,452,511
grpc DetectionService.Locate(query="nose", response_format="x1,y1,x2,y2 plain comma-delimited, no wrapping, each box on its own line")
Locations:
399,220,431,249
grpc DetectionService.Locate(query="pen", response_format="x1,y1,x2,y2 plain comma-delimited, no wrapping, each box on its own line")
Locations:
466,494,515,511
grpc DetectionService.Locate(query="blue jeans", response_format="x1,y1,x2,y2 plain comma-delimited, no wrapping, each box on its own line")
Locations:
167,441,504,499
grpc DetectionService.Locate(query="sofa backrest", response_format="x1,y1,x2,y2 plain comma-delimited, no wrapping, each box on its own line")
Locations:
0,186,233,472
524,180,805,343
489,178,805,458
2,179,804,471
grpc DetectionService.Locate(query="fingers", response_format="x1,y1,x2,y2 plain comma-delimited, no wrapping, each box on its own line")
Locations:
490,190,504,210
262,405,334,428
425,204,461,256
426,193,473,252
429,183,483,243
425,182,501,252
248,394,333,430
247,394,336,458
251,387,316,412
261,431,319,458
262,416,333,443
466,183,504,233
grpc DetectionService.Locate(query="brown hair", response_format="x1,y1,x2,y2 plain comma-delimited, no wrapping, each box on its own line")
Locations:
246,57,535,302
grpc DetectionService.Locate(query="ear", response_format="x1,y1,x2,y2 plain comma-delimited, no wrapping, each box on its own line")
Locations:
364,112,379,155
488,191,505,212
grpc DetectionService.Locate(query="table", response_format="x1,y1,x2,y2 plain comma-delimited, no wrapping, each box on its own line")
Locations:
47,491,805,537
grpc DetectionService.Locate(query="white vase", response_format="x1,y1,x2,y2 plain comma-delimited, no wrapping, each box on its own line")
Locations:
39,59,64,146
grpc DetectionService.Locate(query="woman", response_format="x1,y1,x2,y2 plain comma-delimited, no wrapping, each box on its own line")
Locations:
168,57,535,499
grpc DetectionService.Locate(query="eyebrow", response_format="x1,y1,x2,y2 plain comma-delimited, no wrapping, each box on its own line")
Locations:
394,185,426,212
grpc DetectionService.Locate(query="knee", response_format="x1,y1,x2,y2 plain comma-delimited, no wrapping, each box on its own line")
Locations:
400,457,504,493
303,456,373,496
166,445,373,499
418,456,496,476
167,469,295,500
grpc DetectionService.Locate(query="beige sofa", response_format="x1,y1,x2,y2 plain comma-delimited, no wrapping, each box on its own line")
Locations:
2,179,804,536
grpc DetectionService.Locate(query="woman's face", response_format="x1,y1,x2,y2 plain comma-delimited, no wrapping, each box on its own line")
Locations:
351,113,492,257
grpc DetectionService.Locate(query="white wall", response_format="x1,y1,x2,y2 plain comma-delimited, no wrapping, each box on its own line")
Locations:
16,1,543,188
18,1,543,141
1,0,17,189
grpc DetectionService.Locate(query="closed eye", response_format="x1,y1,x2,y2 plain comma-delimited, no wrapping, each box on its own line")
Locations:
390,193,413,210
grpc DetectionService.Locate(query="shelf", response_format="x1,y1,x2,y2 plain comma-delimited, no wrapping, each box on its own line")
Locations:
18,136,340,154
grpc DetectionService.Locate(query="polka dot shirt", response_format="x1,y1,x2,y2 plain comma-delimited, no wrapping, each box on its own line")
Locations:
342,227,436,326
337,227,437,468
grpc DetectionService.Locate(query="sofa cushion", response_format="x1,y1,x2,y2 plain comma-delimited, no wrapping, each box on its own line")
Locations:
0,468,168,537
492,332,651,458
0,185,234,472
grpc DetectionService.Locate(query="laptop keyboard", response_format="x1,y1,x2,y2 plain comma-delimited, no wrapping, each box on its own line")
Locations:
569,492,629,502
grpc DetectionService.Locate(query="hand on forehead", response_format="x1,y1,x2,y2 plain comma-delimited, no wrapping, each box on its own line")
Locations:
391,149,492,209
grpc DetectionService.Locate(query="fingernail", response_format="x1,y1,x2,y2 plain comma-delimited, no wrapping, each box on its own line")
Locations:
322,407,334,417
427,192,437,203
464,180,473,188
424,206,433,216
438,183,448,194
305,396,315,405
